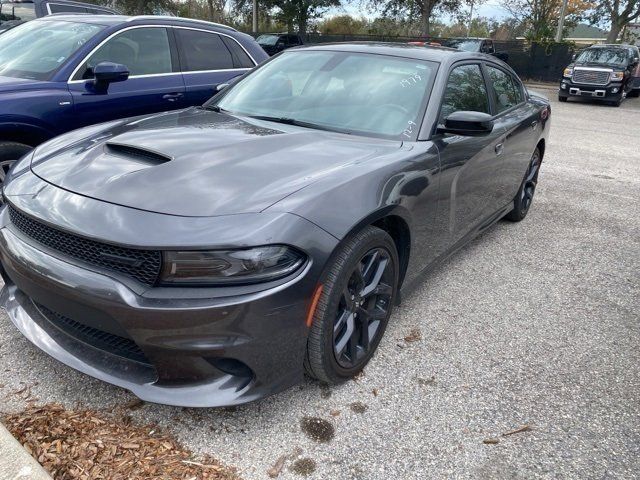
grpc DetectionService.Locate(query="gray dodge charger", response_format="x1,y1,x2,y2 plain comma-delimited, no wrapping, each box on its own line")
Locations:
0,43,550,407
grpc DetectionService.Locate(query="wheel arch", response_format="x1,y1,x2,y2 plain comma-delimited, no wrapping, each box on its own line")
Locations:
334,206,412,289
536,138,546,161
0,122,54,148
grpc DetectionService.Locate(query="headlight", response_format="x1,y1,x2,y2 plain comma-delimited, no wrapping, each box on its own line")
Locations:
610,71,624,82
563,67,573,77
160,245,306,286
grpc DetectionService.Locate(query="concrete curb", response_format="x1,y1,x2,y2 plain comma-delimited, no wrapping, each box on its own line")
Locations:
525,82,558,92
0,422,52,480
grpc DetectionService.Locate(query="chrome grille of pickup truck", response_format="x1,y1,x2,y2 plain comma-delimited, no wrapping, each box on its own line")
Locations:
572,69,611,86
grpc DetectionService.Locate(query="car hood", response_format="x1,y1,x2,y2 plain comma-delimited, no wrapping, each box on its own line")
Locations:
0,75,50,92
30,108,403,217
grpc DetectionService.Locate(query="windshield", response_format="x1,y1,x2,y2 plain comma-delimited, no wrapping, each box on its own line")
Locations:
441,39,481,52
0,20,103,80
576,48,628,66
212,50,437,140
256,34,278,46
0,1,35,24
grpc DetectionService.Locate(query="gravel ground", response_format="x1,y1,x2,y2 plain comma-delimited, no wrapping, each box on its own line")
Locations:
1,95,639,479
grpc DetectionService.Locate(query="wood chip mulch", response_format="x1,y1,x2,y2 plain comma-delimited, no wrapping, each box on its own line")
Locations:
2,403,241,480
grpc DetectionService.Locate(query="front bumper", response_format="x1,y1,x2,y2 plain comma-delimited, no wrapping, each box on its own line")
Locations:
559,78,623,101
0,190,338,407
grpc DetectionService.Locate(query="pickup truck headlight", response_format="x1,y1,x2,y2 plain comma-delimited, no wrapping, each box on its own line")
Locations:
160,246,306,286
563,67,573,77
610,71,624,82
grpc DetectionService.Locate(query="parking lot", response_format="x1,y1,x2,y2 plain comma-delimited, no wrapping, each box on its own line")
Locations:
1,94,639,479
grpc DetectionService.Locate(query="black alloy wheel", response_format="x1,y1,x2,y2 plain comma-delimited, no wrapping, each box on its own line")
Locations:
333,247,394,369
504,147,541,222
304,226,398,383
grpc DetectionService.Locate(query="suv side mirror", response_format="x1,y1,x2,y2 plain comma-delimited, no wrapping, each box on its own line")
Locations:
92,62,130,90
572,53,577,61
438,111,494,136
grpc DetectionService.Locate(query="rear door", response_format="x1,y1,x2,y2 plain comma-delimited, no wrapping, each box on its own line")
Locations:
174,27,255,106
68,26,185,128
433,62,507,246
484,63,540,205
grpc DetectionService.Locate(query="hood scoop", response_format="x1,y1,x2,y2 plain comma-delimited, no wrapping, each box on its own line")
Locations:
106,143,172,165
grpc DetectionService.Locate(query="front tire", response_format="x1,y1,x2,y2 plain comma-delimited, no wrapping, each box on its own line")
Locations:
504,147,542,222
558,95,568,102
304,226,398,383
0,142,32,186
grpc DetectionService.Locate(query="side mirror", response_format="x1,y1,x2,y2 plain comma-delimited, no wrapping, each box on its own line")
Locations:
438,111,494,137
92,62,129,90
572,53,577,61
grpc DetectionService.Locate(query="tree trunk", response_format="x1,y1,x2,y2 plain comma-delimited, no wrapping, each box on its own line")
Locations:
135,0,145,15
606,20,623,42
421,10,430,37
207,0,214,21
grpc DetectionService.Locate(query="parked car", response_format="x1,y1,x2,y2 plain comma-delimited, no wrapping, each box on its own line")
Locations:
0,43,550,407
256,32,303,55
626,44,640,97
440,37,509,62
0,0,118,32
0,15,268,182
559,44,640,105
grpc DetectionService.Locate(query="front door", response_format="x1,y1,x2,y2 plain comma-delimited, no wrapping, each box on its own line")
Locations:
68,26,186,129
433,63,507,247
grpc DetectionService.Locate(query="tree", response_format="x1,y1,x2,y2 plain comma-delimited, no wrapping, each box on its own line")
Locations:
256,0,340,34
591,0,640,42
317,15,368,34
366,0,466,36
501,0,592,40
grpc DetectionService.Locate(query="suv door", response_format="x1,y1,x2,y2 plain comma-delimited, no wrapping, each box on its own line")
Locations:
174,28,255,106
68,26,185,128
434,62,506,245
484,63,539,205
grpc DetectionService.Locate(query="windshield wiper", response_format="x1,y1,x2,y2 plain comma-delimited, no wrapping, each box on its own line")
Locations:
247,115,352,135
204,104,230,113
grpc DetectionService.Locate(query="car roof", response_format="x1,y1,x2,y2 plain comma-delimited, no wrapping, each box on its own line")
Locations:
289,42,487,63
37,14,237,31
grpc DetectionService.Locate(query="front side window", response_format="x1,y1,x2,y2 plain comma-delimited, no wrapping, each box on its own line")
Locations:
0,20,102,80
76,27,172,80
0,1,36,23
213,50,437,140
439,64,489,123
487,66,522,113
175,29,234,71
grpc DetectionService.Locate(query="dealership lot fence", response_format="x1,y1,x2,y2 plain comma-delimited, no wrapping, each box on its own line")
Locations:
251,32,577,83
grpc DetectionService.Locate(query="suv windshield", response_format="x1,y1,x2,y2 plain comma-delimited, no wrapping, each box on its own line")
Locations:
0,20,103,80
256,34,278,46
0,1,35,24
212,50,437,140
441,39,481,52
576,48,628,66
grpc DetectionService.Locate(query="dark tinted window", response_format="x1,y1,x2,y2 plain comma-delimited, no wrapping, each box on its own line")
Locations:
440,64,489,122
77,27,172,79
221,35,254,68
487,66,522,113
48,3,87,13
0,2,36,22
176,29,233,71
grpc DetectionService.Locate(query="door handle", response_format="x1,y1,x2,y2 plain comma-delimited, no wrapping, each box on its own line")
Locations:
162,93,184,102
495,143,504,156
531,120,538,129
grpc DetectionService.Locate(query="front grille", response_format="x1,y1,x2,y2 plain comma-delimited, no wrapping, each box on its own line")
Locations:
35,303,150,365
8,205,161,286
572,69,611,86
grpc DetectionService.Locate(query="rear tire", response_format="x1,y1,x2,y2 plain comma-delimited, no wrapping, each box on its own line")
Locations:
627,89,639,98
0,142,32,186
504,147,541,222
304,226,398,384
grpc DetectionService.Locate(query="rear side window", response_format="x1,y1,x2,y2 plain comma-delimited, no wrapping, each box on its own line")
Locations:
220,36,254,68
439,64,489,123
75,27,173,79
48,3,87,13
175,29,234,71
486,65,523,113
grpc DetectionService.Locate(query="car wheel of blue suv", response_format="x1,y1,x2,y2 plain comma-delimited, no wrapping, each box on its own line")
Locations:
0,142,32,186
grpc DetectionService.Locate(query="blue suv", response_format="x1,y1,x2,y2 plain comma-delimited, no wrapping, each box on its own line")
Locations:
0,14,268,180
